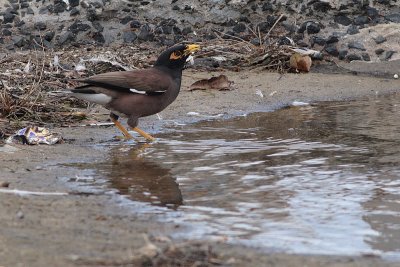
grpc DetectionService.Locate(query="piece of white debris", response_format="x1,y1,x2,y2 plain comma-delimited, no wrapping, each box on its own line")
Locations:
75,59,86,71
394,74,399,79
255,89,264,98
23,60,31,74
212,56,227,62
269,90,277,96
186,112,224,118
53,55,59,67
292,101,310,106
186,55,194,65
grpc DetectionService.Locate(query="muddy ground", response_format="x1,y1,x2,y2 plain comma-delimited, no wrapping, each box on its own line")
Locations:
1,62,400,266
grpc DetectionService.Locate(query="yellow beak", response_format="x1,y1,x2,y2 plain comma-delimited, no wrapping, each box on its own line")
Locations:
185,44,200,54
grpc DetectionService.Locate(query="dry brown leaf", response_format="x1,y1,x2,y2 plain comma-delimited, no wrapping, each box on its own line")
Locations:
189,75,233,91
289,53,312,72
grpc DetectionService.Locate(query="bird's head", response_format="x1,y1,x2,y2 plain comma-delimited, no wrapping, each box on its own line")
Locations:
154,44,200,70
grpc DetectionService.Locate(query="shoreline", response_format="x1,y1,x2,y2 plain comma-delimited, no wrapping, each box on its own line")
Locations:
1,69,400,266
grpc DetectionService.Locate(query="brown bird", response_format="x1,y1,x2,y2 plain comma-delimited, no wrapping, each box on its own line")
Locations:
70,44,200,141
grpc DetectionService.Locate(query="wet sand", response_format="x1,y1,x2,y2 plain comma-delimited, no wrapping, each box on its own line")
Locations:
1,67,400,266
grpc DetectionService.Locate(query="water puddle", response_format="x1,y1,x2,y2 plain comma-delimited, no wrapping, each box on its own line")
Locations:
67,92,400,259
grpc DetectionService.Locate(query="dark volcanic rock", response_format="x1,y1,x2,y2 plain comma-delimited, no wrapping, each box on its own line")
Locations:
120,16,133,25
86,8,98,22
92,1,103,8
123,31,137,43
361,52,370,61
292,34,304,44
3,12,15,24
261,2,274,12
12,35,26,47
348,41,365,51
33,36,53,49
310,36,326,46
306,22,320,34
53,0,67,13
326,35,339,44
366,7,379,19
16,20,25,28
281,21,298,34
70,7,80,16
44,31,55,41
257,16,277,33
130,20,141,29
172,26,181,35
223,30,235,39
138,24,154,41
42,40,54,48
354,16,369,25
93,32,105,44
334,15,352,26
39,6,49,14
159,36,175,46
182,26,191,35
375,48,384,55
2,29,12,36
257,21,270,33
250,37,260,46
26,7,34,15
338,49,348,60
155,25,170,34
68,21,91,34
239,16,250,23
34,22,47,31
58,31,75,45
92,21,103,32
346,54,362,61
232,23,246,33
347,25,359,35
381,51,396,61
80,0,90,8
278,36,292,45
385,13,400,23
299,21,320,34
373,35,386,44
325,44,339,57
313,2,331,12
69,0,79,7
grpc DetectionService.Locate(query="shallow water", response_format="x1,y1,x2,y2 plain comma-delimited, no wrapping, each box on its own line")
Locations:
71,93,400,259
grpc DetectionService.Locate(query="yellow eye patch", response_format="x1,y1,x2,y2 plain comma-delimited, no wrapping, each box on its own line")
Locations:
170,51,182,60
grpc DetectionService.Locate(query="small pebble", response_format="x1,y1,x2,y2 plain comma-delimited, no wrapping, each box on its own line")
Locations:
16,211,24,219
394,74,399,79
0,181,10,187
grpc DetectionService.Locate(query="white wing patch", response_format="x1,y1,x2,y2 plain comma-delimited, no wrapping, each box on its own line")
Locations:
72,93,112,105
130,88,146,94
129,88,166,94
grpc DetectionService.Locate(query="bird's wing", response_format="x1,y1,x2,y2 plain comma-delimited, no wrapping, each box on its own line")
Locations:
74,69,170,95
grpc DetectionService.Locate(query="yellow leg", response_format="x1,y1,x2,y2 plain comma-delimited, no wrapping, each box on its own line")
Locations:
110,117,134,139
132,127,156,142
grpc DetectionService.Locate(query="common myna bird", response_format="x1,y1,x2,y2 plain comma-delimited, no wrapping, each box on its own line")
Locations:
70,44,200,141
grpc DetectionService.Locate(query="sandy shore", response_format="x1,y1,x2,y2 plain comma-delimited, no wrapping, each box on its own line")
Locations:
1,66,399,266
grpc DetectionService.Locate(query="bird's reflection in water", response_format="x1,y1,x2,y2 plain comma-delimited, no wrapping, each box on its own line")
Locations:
104,143,183,209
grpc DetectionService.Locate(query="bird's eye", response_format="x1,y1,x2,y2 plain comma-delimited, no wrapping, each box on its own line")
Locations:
170,51,182,60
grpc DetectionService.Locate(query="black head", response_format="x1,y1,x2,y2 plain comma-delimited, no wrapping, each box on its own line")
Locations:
154,44,200,70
